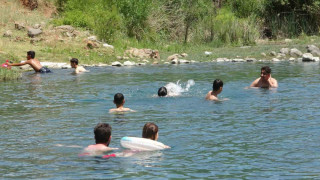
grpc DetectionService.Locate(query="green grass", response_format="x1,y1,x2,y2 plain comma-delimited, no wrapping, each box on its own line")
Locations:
0,68,22,81
1,0,320,68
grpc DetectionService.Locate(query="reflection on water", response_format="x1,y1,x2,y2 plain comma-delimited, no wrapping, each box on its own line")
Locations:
1,62,320,178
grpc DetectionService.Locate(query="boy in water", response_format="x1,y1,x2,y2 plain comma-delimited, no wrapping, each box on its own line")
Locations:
158,86,167,97
142,122,170,148
83,123,118,155
6,51,51,73
70,58,86,74
206,79,224,101
250,66,278,88
109,93,134,113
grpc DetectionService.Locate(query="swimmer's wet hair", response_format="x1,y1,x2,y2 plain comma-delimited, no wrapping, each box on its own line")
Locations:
94,123,112,144
114,93,124,105
158,86,167,97
213,79,223,91
70,58,79,65
261,66,271,74
142,122,158,140
27,51,35,59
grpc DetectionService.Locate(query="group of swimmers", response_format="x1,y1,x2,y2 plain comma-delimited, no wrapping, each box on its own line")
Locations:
3,50,279,156
4,51,87,74
82,122,170,157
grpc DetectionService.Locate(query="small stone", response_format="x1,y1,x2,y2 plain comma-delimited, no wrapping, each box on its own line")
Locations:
103,43,114,49
3,30,12,37
179,59,190,64
232,58,245,62
123,61,135,66
204,51,212,56
285,39,292,43
181,53,188,57
270,51,277,56
111,61,122,66
171,59,178,64
289,57,296,61
245,58,256,62
272,58,280,62
261,52,267,57
14,22,25,30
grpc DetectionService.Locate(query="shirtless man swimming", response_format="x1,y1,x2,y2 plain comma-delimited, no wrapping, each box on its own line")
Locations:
82,123,118,156
206,79,224,101
70,58,86,74
250,66,278,88
109,93,135,113
6,51,51,73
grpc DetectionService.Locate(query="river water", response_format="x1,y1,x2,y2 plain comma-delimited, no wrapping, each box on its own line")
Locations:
1,61,320,179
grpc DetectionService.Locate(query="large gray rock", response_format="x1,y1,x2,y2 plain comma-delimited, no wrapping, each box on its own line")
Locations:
306,45,320,56
302,53,319,62
290,48,302,57
27,28,42,37
280,48,290,55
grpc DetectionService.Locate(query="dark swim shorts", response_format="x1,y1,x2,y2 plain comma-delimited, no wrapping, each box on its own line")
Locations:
38,67,51,73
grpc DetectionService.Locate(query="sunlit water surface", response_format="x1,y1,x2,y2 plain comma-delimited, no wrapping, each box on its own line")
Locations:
1,62,320,179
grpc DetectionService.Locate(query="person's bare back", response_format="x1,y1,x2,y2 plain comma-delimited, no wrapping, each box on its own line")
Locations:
205,91,219,101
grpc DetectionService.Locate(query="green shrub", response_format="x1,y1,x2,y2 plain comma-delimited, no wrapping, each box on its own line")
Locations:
212,8,259,45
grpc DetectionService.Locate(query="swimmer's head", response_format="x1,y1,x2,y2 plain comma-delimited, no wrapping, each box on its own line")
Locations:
70,58,79,67
213,79,223,92
142,122,158,141
261,66,271,74
27,51,35,59
113,93,125,106
158,87,167,97
94,123,112,145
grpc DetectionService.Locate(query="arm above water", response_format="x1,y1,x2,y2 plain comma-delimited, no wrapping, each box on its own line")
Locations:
7,61,29,66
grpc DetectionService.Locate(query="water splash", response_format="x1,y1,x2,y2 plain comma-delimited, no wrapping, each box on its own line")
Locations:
165,79,195,96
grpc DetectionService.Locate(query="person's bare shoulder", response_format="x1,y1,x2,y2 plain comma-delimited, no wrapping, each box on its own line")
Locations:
109,108,117,113
250,78,260,87
84,144,118,156
205,91,212,100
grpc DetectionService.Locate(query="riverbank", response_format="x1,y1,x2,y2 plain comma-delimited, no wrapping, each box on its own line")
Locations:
1,0,320,74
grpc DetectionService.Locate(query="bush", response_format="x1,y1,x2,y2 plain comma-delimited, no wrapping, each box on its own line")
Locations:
212,8,259,45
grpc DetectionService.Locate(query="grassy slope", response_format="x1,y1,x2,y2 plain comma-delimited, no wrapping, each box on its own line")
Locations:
0,0,320,66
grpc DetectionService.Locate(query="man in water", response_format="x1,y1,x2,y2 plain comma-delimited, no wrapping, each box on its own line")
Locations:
206,79,224,101
109,93,134,113
70,58,86,74
158,86,167,97
82,123,118,156
250,66,278,88
6,51,51,73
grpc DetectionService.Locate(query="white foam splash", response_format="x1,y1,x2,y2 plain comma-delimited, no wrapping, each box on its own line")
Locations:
165,79,195,96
